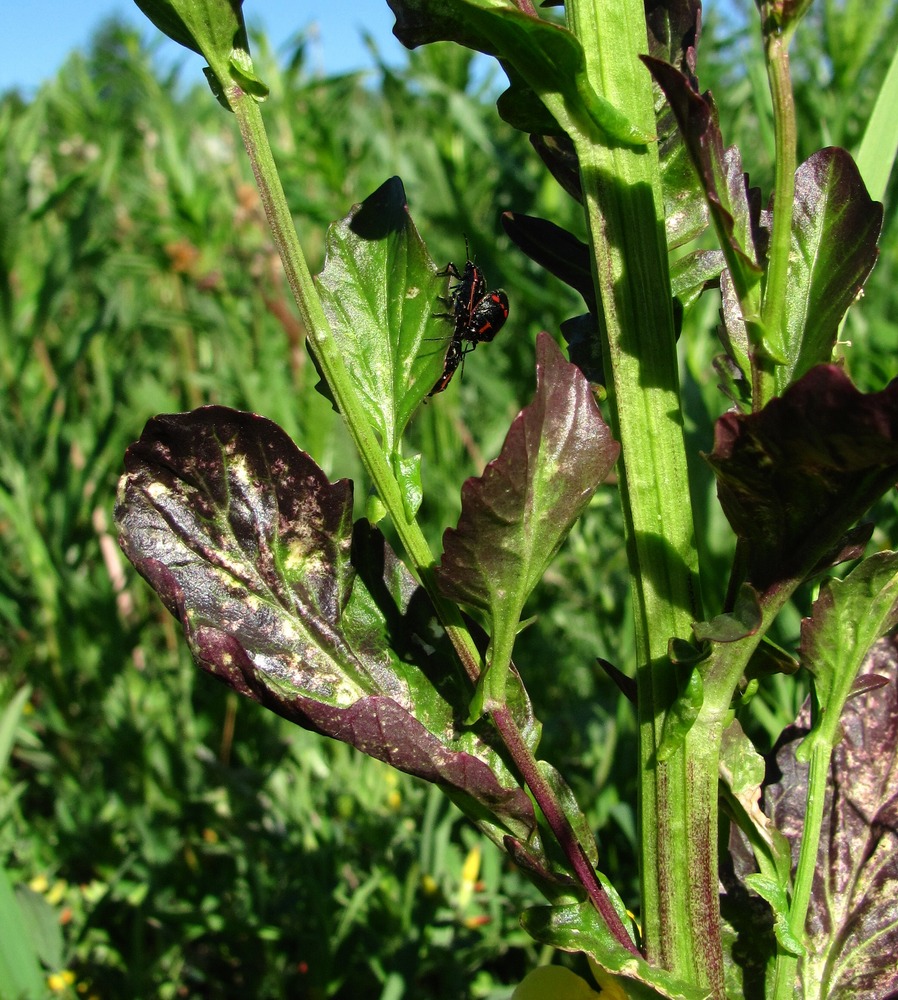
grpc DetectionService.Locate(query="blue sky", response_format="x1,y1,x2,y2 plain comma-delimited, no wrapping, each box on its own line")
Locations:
2,2,406,94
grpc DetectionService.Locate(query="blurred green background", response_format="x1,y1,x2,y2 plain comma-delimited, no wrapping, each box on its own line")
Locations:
1,2,896,997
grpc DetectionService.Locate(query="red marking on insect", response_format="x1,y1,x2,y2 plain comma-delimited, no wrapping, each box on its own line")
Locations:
428,245,509,396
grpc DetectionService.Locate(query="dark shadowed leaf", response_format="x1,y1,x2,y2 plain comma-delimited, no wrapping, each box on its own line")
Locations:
522,901,707,999
766,638,898,996
436,333,619,637
777,148,883,391
387,0,650,145
502,213,596,311
705,365,898,590
797,551,898,761
530,134,583,202
114,407,546,849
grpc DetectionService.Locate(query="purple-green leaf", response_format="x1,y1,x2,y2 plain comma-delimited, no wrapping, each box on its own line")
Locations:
766,638,898,995
436,334,618,712
114,406,543,846
644,57,764,304
436,332,619,634
797,550,898,760
705,365,898,590
778,148,883,390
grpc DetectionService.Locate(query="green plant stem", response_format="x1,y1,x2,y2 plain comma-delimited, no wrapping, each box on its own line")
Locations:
564,0,713,987
761,30,798,399
230,85,635,947
771,737,829,999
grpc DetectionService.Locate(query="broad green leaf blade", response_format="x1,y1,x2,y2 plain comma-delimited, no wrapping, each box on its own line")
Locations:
0,866,45,1000
114,407,544,847
705,365,898,590
131,0,267,103
766,639,898,996
797,550,898,759
436,333,619,673
316,176,448,458
387,0,651,145
521,901,709,999
778,148,883,391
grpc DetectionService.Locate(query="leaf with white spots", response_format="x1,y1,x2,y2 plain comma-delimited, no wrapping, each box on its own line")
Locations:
115,406,543,847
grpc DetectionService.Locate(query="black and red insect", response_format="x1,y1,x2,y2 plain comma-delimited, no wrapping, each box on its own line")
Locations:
428,248,509,396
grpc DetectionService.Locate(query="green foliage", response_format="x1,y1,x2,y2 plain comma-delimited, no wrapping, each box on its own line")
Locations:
4,0,898,996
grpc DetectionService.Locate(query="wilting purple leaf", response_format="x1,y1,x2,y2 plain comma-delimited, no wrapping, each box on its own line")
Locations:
705,365,898,590
115,406,544,846
766,638,898,996
436,334,619,626
779,148,882,390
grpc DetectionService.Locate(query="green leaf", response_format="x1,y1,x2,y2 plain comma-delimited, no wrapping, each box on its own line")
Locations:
742,875,804,956
387,0,652,146
0,866,45,1000
521,901,709,999
776,148,883,391
131,0,268,104
692,584,762,644
705,365,898,590
797,550,898,760
14,884,65,973
719,721,792,888
316,176,448,513
436,334,619,706
656,661,703,761
668,249,725,310
855,41,898,203
115,407,549,853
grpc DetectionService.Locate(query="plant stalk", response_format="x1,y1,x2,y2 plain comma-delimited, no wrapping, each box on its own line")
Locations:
760,30,799,399
564,0,714,988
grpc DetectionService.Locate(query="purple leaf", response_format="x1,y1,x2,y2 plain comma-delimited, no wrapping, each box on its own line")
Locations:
766,638,898,995
705,365,898,590
115,406,543,845
436,334,619,625
780,148,882,389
